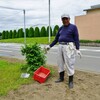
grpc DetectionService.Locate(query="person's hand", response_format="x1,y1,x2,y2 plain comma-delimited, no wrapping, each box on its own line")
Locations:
44,45,50,54
76,50,82,58
46,45,50,51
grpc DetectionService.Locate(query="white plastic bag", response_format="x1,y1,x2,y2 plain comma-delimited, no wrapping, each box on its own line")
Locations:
21,73,30,78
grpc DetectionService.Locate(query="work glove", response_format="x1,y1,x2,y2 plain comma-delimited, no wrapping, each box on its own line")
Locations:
76,50,82,58
43,45,50,54
46,45,50,51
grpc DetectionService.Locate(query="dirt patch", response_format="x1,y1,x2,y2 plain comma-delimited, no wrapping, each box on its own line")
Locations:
0,65,100,100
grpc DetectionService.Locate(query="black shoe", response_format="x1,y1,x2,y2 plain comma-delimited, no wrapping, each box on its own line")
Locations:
55,78,64,83
55,71,64,83
68,81,73,88
68,75,74,89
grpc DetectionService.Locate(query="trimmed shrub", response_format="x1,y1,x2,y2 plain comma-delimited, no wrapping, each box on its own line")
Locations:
28,27,34,37
18,28,24,38
12,30,17,38
40,26,47,37
80,40,93,43
34,27,40,37
0,32,2,39
0,32,2,36
5,31,9,39
16,32,19,38
2,31,6,39
94,40,100,43
47,26,52,37
8,30,12,39
25,28,29,37
53,25,59,36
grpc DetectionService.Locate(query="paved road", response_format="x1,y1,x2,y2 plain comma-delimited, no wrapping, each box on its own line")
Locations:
0,43,24,59
0,43,100,74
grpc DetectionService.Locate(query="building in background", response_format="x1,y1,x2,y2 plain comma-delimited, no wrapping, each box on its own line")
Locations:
75,4,100,40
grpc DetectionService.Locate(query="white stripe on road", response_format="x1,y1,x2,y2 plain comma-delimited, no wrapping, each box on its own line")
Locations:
0,48,20,51
0,50,13,52
82,55,100,59
80,49,100,52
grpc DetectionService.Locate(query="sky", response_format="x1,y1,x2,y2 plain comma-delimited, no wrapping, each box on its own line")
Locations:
0,0,100,32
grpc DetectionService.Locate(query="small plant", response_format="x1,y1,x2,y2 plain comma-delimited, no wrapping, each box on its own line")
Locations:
21,43,46,73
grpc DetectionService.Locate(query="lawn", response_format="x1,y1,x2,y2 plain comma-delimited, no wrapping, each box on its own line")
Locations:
0,57,33,96
0,37,55,44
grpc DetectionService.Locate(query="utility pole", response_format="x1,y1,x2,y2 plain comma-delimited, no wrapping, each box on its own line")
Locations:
48,0,51,43
23,9,26,46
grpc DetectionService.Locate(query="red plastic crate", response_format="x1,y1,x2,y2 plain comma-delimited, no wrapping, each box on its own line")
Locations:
33,66,50,83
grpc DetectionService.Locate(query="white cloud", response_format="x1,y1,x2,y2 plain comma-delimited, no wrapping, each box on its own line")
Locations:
0,0,100,31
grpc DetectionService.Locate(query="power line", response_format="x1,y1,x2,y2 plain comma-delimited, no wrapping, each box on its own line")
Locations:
0,6,23,11
0,6,27,45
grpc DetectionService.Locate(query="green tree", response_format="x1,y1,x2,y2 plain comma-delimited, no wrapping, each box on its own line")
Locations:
8,30,12,39
47,26,52,37
18,28,24,38
40,26,47,37
0,32,2,39
5,31,8,39
12,31,14,38
28,27,34,37
2,31,6,39
0,32,2,36
16,31,19,38
13,30,17,38
25,28,29,37
53,25,59,36
34,27,40,37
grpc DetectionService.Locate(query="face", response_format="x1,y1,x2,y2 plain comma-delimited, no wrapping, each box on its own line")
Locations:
62,17,70,26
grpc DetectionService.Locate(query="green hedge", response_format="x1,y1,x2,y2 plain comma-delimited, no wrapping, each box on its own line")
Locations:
34,27,40,37
12,30,17,38
8,30,12,39
53,25,59,36
40,26,47,37
80,40,100,43
5,31,9,39
47,26,52,37
28,27,34,37
2,31,6,39
18,28,24,38
1,25,60,39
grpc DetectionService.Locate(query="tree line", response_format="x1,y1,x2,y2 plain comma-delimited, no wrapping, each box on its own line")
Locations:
0,25,59,39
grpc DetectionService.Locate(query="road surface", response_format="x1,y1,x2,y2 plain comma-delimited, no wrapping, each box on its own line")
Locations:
0,43,100,74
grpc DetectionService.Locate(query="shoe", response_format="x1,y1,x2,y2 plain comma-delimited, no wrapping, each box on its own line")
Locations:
68,81,73,88
68,75,74,89
55,71,64,83
55,78,64,83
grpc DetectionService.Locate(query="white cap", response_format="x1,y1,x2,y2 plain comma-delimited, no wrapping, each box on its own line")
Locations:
61,14,70,19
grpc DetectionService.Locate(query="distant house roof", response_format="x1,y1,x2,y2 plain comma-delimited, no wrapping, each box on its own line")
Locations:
84,4,100,11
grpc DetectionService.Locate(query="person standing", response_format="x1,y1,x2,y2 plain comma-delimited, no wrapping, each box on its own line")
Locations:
46,14,82,89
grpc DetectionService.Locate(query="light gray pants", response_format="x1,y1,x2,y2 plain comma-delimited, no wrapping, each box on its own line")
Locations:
57,43,76,76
